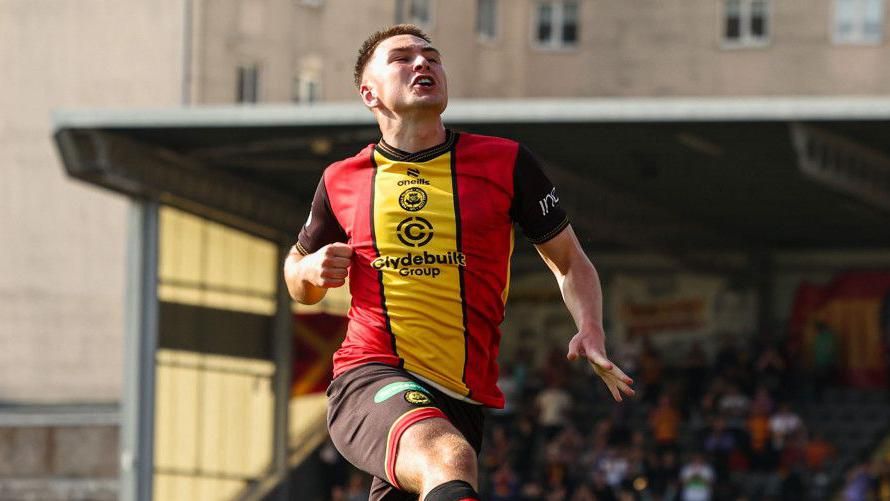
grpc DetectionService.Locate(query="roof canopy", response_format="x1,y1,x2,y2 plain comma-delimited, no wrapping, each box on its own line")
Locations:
54,97,890,270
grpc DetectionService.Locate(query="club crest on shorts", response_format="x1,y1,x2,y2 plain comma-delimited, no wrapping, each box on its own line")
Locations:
374,381,431,403
404,390,432,406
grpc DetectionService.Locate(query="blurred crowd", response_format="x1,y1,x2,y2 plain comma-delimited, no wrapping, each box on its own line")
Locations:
475,337,838,501
320,329,890,501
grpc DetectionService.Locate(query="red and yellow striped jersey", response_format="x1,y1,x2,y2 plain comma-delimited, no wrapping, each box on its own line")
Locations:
297,131,568,407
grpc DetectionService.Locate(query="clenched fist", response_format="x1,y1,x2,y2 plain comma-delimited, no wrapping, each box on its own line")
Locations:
305,242,353,288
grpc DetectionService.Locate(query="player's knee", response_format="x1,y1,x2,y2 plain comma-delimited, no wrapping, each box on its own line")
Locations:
428,433,476,476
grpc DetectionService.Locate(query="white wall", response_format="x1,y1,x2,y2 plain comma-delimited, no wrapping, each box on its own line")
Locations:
0,0,184,402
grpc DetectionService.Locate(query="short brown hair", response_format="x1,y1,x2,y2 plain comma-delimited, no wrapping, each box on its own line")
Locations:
354,24,432,88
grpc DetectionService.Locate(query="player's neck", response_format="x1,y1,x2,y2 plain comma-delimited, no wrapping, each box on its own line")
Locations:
378,116,446,153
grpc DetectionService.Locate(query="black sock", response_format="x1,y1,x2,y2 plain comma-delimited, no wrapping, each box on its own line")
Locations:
424,480,480,501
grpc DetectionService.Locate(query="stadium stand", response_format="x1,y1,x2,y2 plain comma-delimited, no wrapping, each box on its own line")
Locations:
305,336,890,501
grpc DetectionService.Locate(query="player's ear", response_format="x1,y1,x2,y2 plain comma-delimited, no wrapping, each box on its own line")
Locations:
360,83,377,108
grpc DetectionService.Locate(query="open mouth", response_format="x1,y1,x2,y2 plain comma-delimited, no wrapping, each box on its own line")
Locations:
412,76,435,88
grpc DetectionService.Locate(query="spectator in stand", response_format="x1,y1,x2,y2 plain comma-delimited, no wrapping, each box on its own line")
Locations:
569,483,597,501
750,385,774,416
779,429,807,473
756,345,788,398
747,406,775,471
649,450,681,500
492,363,520,425
769,403,803,451
512,413,537,480
489,463,521,501
480,424,513,474
598,446,631,489
650,394,682,456
544,459,570,501
811,322,839,402
625,444,648,495
779,468,806,501
345,471,371,501
718,384,751,429
547,424,583,472
320,439,351,498
684,341,710,407
715,336,741,378
639,337,665,404
513,345,534,398
680,452,717,501
804,431,836,472
536,377,574,440
873,456,890,501
703,416,736,481
590,470,619,501
842,463,873,501
698,377,731,424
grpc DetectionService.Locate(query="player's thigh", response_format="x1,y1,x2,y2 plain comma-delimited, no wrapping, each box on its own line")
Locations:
326,364,447,487
392,416,479,491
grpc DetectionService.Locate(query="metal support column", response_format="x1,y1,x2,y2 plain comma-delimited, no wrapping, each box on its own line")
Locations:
120,200,160,501
272,244,294,499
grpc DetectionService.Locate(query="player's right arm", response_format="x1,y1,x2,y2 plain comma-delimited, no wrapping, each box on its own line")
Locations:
284,174,350,304
283,242,353,305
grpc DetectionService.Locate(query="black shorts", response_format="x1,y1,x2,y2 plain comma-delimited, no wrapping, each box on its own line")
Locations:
326,363,485,501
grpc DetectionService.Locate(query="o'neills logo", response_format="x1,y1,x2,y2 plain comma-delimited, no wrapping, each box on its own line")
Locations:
371,251,467,278
397,178,431,186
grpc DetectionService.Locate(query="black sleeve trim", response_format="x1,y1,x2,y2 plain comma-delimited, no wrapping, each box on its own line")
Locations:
528,217,570,245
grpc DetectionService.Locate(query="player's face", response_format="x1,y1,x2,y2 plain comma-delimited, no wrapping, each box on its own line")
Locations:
362,34,448,115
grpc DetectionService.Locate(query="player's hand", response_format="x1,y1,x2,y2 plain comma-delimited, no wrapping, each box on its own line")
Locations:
567,329,635,402
306,243,353,288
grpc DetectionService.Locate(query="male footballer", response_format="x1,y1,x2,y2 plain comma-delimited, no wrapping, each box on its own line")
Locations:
284,24,634,501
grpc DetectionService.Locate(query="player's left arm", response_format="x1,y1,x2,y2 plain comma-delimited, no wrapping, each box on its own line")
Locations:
535,225,635,402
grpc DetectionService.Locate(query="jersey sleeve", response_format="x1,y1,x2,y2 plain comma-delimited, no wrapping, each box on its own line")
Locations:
296,175,347,255
510,144,570,244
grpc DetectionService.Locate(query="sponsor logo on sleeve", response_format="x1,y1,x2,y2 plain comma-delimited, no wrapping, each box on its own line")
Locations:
539,188,560,216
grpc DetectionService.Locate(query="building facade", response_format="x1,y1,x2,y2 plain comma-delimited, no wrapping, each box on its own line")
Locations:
193,0,890,105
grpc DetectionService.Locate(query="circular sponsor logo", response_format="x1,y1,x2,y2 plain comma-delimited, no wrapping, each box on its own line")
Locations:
404,390,431,405
397,217,434,247
399,188,428,212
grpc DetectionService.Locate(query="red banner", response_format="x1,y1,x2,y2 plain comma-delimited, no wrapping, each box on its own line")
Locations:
291,313,348,396
788,272,890,388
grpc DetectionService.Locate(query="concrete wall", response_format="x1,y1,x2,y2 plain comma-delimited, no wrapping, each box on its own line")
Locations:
0,424,118,500
0,1,184,403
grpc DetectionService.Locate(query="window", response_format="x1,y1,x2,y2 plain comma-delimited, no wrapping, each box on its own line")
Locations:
477,0,497,40
236,64,259,103
834,0,884,44
723,0,770,46
534,1,579,49
292,75,320,104
396,0,433,26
